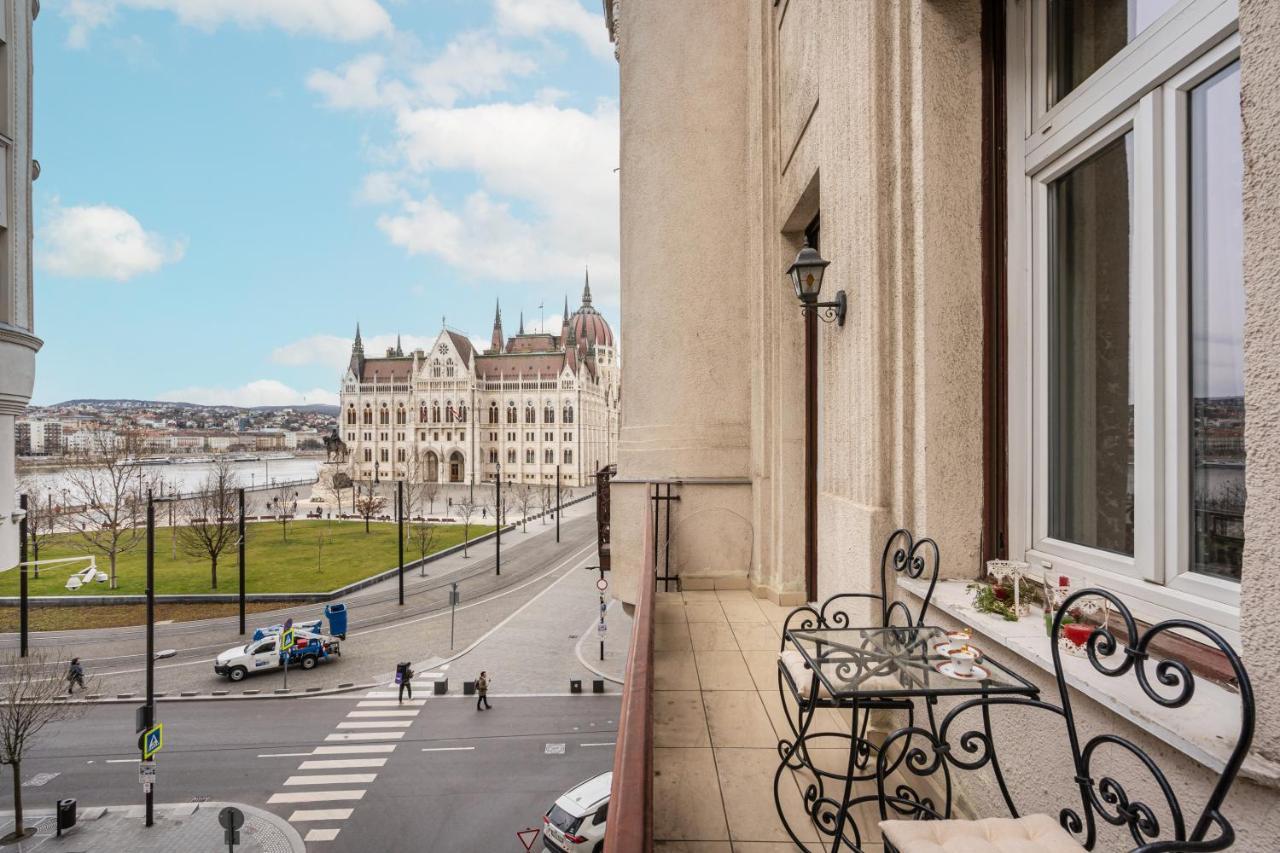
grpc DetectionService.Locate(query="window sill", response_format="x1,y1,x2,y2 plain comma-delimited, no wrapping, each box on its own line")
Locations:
897,576,1280,788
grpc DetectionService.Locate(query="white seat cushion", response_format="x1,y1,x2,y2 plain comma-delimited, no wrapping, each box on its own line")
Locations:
879,814,1086,853
778,651,904,700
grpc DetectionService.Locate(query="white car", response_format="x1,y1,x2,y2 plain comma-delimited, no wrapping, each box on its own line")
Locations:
542,771,611,853
213,630,339,682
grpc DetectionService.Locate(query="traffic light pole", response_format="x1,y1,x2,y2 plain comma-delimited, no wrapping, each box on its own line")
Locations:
555,466,561,544
238,488,246,635
495,465,502,577
397,480,405,606
145,491,156,828
18,494,28,657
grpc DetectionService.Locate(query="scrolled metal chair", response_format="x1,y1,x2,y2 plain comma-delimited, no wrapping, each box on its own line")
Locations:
773,529,942,851
873,588,1255,853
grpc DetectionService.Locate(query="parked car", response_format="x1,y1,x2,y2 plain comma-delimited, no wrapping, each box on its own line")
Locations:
542,771,611,853
213,630,340,682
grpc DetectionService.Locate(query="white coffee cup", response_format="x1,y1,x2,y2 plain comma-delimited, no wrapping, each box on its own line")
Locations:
949,650,976,676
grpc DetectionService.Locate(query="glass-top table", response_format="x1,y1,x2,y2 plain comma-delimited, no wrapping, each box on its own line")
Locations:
785,625,1039,701
774,625,1040,853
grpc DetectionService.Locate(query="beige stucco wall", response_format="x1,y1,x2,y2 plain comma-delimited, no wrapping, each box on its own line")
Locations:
1239,0,1280,767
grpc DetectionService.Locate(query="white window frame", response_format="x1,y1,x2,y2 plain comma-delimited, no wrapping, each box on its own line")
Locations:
1007,0,1241,638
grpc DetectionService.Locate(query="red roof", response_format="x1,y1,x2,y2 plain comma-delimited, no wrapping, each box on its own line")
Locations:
359,358,413,382
475,352,567,381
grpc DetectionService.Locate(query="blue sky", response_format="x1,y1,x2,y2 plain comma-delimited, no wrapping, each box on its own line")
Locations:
32,0,618,406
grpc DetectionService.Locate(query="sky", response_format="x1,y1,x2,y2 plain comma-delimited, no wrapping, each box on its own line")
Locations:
31,0,619,406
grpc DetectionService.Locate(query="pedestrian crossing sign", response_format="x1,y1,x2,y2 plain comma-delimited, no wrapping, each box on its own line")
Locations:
280,627,295,651
143,723,163,760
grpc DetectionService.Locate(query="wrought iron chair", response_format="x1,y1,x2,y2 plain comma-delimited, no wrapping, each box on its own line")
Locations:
773,529,942,849
873,588,1255,853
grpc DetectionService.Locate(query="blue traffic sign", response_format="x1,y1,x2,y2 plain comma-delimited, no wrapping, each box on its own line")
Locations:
142,723,163,760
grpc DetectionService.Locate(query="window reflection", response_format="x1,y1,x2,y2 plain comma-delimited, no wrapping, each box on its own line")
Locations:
1049,0,1179,106
1190,61,1245,582
1049,133,1135,557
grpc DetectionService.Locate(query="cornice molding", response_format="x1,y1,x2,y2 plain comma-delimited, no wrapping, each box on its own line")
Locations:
0,321,41,353
603,0,619,61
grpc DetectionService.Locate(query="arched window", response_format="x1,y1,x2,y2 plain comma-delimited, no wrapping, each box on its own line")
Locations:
489,449,497,463
363,405,373,425
432,359,442,378
396,405,406,424
564,449,573,464
363,448,372,462
544,404,555,423
432,403,441,423
419,405,429,422
445,401,455,423
458,405,467,422
507,449,516,463
346,406,356,425
525,404,536,424
563,404,574,424
525,449,535,464
488,403,499,424
544,449,554,463
507,404,517,424
446,358,455,378
379,406,389,425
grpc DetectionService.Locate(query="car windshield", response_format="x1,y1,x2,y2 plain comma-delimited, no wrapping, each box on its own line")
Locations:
546,805,582,834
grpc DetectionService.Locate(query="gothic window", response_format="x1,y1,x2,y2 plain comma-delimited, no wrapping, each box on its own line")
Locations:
525,404,535,424
396,405,406,425
380,448,389,462
432,403,441,423
489,449,498,463
459,430,465,441
544,404,555,423
346,406,356,425
446,432,452,441
565,449,573,464
379,406,389,425
432,359,442,378
397,448,406,462
526,449,535,464
445,401,455,423
507,403,517,424
507,449,516,464
563,404,574,424
544,449,554,463
363,449,372,462
489,403,499,424
419,405,429,422
446,358,455,378
363,406,373,425
458,405,468,422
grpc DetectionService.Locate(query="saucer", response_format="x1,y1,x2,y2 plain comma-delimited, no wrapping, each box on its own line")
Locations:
935,661,990,681
932,642,984,659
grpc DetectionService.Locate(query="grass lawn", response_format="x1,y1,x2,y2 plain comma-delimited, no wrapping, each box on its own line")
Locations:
0,601,286,632
0,520,495,597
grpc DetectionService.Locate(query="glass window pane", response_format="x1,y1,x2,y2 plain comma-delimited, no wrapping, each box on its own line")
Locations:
1189,61,1244,582
1049,0,1180,106
1048,133,1135,557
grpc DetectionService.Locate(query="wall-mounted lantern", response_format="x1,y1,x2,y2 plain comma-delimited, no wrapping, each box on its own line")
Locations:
787,241,845,326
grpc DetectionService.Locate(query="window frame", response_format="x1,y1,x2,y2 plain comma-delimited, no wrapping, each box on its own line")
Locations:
1007,0,1241,636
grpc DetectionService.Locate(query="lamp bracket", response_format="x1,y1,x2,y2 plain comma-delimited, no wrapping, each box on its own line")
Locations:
802,290,847,326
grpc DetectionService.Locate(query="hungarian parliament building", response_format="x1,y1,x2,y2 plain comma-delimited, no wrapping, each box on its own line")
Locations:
337,278,619,488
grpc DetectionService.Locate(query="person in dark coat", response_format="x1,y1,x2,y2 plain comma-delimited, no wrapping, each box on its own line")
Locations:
476,671,491,710
397,662,414,704
67,658,85,694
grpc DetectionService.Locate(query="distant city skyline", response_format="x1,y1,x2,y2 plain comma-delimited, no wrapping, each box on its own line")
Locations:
32,0,619,407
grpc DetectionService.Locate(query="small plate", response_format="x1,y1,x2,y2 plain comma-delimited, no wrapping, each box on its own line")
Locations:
935,661,990,681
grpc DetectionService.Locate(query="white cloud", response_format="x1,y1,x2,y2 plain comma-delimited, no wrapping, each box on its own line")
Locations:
63,0,393,48
493,0,612,60
38,203,186,281
355,171,410,205
158,380,339,407
271,332,438,371
307,33,536,111
523,312,564,334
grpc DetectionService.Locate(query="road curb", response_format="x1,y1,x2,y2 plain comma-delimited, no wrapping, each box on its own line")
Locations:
41,679,382,705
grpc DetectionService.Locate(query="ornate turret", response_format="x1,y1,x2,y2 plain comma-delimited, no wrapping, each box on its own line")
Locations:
560,294,571,349
582,268,593,306
395,334,403,357
489,300,504,354
518,311,525,336
349,323,365,375
569,267,613,351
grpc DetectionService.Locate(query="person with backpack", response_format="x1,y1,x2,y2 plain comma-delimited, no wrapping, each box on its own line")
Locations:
475,671,491,710
66,658,85,695
396,661,414,704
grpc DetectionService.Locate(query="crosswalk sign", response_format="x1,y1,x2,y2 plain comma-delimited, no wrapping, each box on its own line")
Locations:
142,723,163,760
280,627,295,651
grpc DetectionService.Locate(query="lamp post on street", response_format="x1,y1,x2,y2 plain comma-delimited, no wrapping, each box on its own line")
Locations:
397,480,405,606
555,465,561,544
143,491,177,828
494,463,502,577
238,487,247,635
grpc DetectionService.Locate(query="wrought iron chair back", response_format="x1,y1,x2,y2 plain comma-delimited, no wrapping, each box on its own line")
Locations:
779,528,942,645
873,588,1255,853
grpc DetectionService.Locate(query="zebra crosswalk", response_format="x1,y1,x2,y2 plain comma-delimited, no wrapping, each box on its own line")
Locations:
268,692,426,844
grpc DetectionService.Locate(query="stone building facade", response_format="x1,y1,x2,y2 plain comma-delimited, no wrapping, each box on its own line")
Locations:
0,0,38,568
605,0,1280,849
338,280,619,489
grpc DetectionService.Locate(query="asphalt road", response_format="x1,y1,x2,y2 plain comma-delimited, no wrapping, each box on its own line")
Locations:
18,693,619,852
0,502,601,697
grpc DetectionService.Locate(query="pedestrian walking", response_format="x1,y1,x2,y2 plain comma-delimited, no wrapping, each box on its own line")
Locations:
396,661,414,704
66,658,85,695
476,671,492,710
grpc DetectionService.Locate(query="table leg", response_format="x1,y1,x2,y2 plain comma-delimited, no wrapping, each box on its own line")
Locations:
773,673,825,852
827,702,867,853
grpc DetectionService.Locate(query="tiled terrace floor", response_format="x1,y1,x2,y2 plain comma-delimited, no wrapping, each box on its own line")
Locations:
653,588,884,853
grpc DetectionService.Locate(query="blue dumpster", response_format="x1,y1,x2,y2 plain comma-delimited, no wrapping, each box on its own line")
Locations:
325,602,348,639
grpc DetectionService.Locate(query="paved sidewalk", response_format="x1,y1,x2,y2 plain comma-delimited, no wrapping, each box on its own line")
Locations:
0,801,304,852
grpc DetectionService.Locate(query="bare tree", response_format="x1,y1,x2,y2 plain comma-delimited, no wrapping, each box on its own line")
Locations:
15,477,57,578
456,496,478,557
410,520,437,576
0,649,89,843
511,483,534,532
537,484,552,525
488,480,513,529
177,458,240,589
423,480,441,516
63,432,153,590
323,469,351,516
354,480,387,533
268,483,299,542
402,451,439,520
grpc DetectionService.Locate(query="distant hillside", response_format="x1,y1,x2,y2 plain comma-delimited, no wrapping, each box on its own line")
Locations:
52,398,340,416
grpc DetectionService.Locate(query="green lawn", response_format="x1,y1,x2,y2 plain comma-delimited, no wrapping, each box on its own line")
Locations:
0,520,495,597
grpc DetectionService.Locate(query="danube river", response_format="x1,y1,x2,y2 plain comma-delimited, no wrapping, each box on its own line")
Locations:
22,455,326,498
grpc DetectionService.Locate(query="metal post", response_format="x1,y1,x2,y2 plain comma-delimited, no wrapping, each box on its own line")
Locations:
450,582,457,649
495,466,502,577
555,465,561,543
145,491,155,828
18,494,28,657
397,480,404,606
238,488,246,635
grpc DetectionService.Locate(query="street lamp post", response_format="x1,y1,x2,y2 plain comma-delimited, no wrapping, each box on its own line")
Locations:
494,463,502,577
555,465,561,544
397,480,404,606
142,491,178,828
18,494,28,657
238,487,246,635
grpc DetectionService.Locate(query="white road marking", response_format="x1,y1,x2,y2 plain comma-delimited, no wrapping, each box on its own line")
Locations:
312,744,397,754
545,744,566,755
420,746,474,752
268,790,366,804
357,700,424,707
324,731,405,742
305,828,342,842
258,752,313,758
284,774,377,786
298,759,387,770
336,720,414,729
346,710,420,717
288,809,354,822
581,742,616,747
105,759,139,764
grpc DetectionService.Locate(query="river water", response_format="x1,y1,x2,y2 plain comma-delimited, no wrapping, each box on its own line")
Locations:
23,455,325,499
